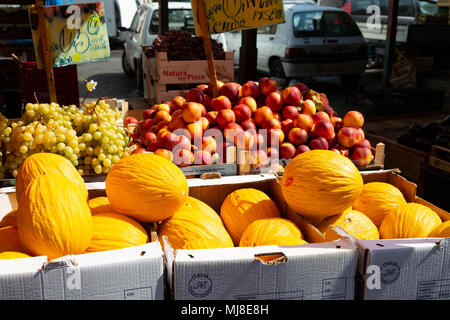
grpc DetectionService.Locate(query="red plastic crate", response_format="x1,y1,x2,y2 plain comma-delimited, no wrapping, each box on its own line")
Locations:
18,61,80,106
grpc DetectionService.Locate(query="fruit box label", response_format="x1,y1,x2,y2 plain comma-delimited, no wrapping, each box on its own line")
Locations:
150,52,234,85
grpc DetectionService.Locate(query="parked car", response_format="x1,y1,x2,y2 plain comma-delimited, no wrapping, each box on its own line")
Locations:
224,2,368,85
319,0,439,67
120,1,228,92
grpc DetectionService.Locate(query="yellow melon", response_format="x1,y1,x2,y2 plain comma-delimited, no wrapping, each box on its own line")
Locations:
318,209,379,240
380,203,442,239
239,218,307,247
0,251,31,260
86,212,149,252
281,150,363,223
105,153,188,222
0,209,17,228
158,196,234,250
220,188,281,245
352,182,406,227
427,220,450,238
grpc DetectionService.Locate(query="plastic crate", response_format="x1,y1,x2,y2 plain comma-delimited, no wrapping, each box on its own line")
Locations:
18,61,79,106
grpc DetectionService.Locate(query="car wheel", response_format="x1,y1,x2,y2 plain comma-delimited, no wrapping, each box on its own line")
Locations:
122,51,135,77
341,74,362,89
269,58,286,79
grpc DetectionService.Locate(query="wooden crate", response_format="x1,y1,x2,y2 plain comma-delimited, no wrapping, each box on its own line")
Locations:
143,50,234,104
429,145,450,174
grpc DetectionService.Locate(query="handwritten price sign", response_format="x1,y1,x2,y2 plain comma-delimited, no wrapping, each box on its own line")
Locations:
29,2,110,69
191,0,285,35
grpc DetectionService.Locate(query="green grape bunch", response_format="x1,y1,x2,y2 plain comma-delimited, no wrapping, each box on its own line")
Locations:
0,99,134,179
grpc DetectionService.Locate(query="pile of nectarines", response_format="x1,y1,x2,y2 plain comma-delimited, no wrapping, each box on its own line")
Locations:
124,78,374,170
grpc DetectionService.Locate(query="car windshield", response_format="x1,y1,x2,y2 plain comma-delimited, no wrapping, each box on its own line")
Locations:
418,0,439,15
293,10,362,37
149,9,195,34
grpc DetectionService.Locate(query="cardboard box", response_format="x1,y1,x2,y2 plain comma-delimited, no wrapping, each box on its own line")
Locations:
300,169,450,300
356,237,450,300
0,189,165,300
163,174,359,300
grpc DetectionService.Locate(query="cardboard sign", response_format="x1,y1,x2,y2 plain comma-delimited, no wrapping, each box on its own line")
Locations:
29,2,110,69
191,0,285,35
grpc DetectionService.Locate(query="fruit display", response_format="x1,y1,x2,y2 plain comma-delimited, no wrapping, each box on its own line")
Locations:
396,115,450,152
144,30,226,61
0,99,134,179
125,78,375,171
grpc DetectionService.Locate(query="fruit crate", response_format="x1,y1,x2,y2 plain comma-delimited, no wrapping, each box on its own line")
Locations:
18,61,79,106
428,145,450,174
143,50,234,104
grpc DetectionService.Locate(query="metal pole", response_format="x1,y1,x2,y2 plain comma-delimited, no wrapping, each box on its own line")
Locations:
159,0,169,35
382,0,400,88
239,29,257,83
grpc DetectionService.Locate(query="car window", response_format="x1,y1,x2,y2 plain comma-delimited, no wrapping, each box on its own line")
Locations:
372,0,388,15
350,0,371,15
418,0,438,15
149,9,195,34
398,0,415,16
135,7,148,34
293,10,362,37
129,7,143,32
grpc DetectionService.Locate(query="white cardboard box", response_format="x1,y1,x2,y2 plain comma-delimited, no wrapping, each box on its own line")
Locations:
0,189,165,300
356,237,450,300
163,174,359,300
164,237,357,300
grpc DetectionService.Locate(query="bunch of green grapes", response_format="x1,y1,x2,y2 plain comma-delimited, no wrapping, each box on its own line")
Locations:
0,100,134,178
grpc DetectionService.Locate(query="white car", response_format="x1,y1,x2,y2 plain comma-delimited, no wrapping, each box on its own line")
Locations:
224,2,368,85
121,1,227,89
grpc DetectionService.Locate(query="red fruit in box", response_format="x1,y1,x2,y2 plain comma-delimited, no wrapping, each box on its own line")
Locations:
233,104,252,123
142,109,156,120
200,117,209,131
331,116,343,132
240,120,257,132
352,138,371,151
281,119,294,136
124,116,139,127
194,150,212,165
210,95,232,111
258,77,277,96
146,141,160,152
238,96,258,113
171,96,186,111
313,120,335,140
185,88,205,104
351,147,373,167
205,111,218,126
337,127,358,148
182,102,203,123
268,128,285,147
295,144,310,155
202,136,217,154
323,105,334,119
185,121,203,142
217,109,236,128
312,111,330,125
224,122,244,142
309,137,329,150
154,148,173,162
281,105,300,121
265,91,284,112
293,82,309,93
293,114,313,132
173,149,194,167
132,147,146,154
281,86,302,106
249,149,268,169
343,111,364,129
288,127,308,146
141,131,157,147
176,135,192,151
331,145,350,157
262,117,282,130
301,99,316,116
240,81,259,98
254,106,273,126
219,82,241,102
267,147,279,160
279,142,296,159
235,131,255,150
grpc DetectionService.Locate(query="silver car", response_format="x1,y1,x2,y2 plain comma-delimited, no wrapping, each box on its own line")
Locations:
224,3,368,85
